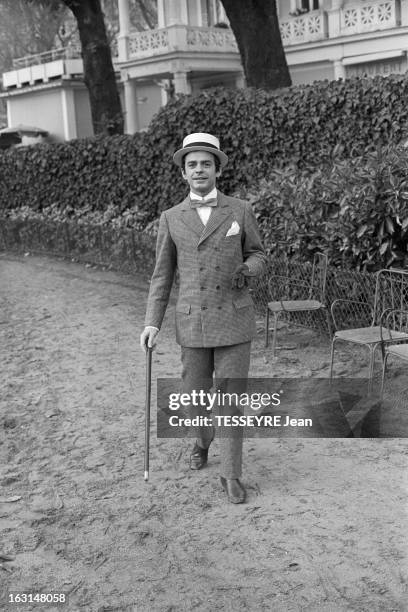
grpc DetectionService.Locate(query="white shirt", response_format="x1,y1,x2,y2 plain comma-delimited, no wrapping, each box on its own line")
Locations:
190,188,217,226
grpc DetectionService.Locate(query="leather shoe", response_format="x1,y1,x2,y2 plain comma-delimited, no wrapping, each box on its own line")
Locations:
220,477,246,504
189,441,210,470
189,428,214,470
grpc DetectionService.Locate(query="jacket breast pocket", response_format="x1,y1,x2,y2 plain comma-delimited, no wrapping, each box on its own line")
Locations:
223,233,241,256
176,303,191,314
224,233,241,242
232,293,253,310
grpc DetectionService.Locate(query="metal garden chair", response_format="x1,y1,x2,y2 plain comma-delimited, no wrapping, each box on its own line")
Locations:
380,309,408,397
265,252,330,358
330,268,408,394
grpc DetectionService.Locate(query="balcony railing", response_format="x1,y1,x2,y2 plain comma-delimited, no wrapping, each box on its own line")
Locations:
185,25,237,52
127,25,238,60
280,10,328,45
4,45,84,89
340,0,398,35
128,28,170,58
3,57,84,88
10,39,117,71
12,45,82,69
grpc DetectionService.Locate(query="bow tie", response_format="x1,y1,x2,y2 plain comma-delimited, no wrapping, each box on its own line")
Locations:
190,198,217,208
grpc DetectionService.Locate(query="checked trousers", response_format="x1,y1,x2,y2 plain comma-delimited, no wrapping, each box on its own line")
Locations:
180,342,251,479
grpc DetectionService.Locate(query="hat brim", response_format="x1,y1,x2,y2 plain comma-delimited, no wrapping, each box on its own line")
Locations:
173,146,228,168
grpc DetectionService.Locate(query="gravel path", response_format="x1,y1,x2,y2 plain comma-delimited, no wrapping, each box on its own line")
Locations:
0,253,407,612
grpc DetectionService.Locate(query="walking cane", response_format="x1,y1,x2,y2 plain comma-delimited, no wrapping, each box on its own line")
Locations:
144,346,153,482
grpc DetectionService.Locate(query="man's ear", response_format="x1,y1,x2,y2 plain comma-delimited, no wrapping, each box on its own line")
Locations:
181,168,187,181
216,168,222,179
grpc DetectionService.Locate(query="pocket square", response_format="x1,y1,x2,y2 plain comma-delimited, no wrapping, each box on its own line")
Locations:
226,221,240,237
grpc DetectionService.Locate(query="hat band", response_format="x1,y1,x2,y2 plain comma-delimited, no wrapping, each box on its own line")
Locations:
184,141,219,150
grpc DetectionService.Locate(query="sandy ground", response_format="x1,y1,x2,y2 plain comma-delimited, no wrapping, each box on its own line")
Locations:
0,252,407,612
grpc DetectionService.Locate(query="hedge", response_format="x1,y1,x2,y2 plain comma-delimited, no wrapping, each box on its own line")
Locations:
3,142,407,271
0,133,158,230
246,144,408,271
2,74,408,227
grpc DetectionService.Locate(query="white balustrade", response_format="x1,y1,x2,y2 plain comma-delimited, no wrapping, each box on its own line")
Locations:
3,59,84,88
127,25,237,60
12,45,82,69
340,1,397,35
280,10,327,45
128,29,170,59
185,26,237,51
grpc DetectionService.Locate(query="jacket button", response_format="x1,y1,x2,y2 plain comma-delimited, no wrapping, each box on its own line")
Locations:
216,285,220,290
201,306,207,310
217,306,222,309
215,266,220,270
200,267,204,271
200,286,205,291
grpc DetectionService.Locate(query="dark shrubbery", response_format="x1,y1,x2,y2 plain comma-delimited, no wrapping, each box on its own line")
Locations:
0,133,160,229
147,75,408,196
246,145,408,270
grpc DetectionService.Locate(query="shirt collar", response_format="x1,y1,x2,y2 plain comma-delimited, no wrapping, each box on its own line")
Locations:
189,188,217,202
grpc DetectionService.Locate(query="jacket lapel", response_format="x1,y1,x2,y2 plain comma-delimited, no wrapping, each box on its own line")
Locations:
179,195,205,238
197,191,231,246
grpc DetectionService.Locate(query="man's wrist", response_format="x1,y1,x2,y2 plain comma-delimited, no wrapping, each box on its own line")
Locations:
145,325,159,332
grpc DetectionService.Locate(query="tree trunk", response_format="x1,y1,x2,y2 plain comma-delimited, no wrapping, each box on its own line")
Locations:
63,0,124,135
221,0,291,90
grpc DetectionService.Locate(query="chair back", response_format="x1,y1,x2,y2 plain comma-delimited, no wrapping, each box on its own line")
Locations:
309,252,328,303
384,309,408,338
373,268,408,326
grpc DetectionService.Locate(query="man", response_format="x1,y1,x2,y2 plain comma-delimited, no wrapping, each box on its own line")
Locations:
140,133,266,503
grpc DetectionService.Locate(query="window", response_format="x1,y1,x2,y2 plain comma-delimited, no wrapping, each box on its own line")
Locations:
290,0,320,15
302,0,320,10
202,0,228,27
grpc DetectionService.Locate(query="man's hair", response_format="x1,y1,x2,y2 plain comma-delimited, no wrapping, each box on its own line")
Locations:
182,152,221,172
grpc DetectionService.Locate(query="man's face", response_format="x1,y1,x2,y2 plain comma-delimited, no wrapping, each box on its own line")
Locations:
181,151,221,196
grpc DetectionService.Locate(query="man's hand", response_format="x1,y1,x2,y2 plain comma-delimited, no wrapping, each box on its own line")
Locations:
231,264,251,289
140,326,159,352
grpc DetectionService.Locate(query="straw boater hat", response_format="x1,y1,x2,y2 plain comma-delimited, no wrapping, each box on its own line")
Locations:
173,132,228,168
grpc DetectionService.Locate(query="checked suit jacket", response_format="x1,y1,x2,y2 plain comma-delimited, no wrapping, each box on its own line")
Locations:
145,190,267,347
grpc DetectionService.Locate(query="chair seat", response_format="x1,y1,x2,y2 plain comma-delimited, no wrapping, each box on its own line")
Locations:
335,326,408,345
386,343,408,360
267,299,323,313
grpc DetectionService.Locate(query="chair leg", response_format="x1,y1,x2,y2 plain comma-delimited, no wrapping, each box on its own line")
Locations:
265,308,270,348
271,312,280,359
380,351,390,399
324,308,333,339
329,337,338,383
367,345,377,396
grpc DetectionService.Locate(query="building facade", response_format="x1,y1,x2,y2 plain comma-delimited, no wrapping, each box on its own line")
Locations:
279,0,408,83
1,0,408,141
